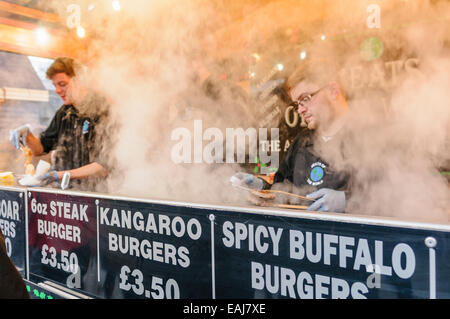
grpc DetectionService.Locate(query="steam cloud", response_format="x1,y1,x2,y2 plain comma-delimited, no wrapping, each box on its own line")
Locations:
42,0,449,222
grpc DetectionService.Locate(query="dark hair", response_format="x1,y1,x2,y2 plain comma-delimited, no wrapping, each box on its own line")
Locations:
46,57,81,79
285,58,347,98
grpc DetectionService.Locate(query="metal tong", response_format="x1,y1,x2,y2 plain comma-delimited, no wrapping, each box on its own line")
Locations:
235,185,315,202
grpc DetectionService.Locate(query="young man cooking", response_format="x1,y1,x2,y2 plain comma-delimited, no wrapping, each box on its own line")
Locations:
9,57,109,190
232,59,353,213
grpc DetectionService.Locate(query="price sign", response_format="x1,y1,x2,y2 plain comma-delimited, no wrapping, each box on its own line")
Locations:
97,198,212,298
119,266,180,299
27,190,97,294
40,244,80,273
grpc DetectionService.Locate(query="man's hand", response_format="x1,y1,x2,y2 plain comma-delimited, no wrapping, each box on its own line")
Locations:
36,170,59,186
230,172,264,190
306,188,346,213
9,125,30,149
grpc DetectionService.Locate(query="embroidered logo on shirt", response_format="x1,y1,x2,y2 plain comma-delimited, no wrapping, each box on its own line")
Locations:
82,120,90,135
307,162,326,186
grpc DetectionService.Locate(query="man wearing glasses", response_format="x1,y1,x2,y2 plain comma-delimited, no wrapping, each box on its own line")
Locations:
232,59,352,213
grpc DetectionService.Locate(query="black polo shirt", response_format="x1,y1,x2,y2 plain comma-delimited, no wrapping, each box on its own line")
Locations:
272,129,352,193
41,105,93,171
39,92,110,176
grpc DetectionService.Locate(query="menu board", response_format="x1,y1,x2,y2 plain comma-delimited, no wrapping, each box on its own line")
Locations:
0,188,26,275
1,187,449,299
96,197,212,299
27,190,97,295
213,211,450,299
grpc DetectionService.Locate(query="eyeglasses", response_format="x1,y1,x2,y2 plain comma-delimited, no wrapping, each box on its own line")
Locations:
291,87,325,110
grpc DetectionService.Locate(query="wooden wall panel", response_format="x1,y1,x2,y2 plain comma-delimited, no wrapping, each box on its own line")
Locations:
0,0,88,59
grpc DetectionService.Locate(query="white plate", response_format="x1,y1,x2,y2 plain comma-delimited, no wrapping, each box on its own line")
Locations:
19,175,40,187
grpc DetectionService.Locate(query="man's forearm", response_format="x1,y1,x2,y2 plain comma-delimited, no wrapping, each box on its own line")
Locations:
57,162,109,180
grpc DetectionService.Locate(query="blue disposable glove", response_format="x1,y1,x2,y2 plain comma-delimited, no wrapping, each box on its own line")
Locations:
36,170,59,186
230,172,264,190
9,124,30,149
306,188,346,213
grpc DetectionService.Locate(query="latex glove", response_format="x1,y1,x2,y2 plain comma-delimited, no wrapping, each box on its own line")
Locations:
230,172,264,190
9,124,30,149
36,170,59,186
306,188,346,213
